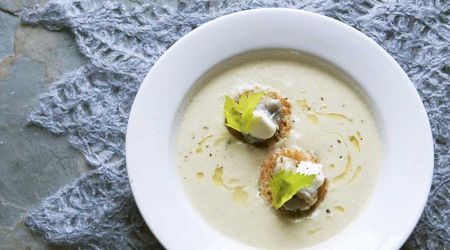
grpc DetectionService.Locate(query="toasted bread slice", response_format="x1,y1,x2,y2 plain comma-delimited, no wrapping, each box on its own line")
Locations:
226,89,292,147
258,148,328,217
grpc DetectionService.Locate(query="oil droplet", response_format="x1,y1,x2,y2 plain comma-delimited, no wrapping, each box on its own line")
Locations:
349,135,360,151
298,99,352,122
333,154,352,182
349,165,362,184
212,167,225,187
316,112,352,122
307,228,321,236
211,167,248,205
307,114,319,125
196,134,213,153
297,99,310,110
334,206,345,213
356,131,362,139
232,186,248,206
228,178,239,185
196,172,204,180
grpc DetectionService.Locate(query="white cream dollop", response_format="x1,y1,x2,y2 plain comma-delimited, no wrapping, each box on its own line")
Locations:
275,156,325,211
248,98,282,140
249,109,278,139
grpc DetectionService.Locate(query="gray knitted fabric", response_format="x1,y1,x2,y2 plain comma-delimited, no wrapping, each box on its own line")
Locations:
20,0,449,249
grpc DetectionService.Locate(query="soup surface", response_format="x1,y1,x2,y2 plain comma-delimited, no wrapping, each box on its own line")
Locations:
174,50,382,249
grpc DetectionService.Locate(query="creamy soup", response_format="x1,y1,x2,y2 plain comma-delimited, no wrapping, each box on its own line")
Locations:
174,50,382,249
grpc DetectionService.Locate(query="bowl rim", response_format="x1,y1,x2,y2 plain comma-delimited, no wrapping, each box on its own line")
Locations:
126,8,433,250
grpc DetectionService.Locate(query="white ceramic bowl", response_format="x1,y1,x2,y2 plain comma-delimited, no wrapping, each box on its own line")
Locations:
126,8,433,250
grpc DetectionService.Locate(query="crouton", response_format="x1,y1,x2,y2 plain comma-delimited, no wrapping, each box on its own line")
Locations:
258,148,328,217
226,89,292,147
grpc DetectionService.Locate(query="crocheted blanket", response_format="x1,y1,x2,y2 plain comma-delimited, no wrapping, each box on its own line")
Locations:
21,0,449,249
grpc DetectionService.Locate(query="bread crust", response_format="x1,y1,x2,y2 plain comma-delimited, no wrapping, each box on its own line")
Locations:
258,148,328,217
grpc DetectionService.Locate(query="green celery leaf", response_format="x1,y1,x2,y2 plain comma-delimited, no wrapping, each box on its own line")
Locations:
240,92,264,133
224,96,242,131
223,92,263,133
269,170,315,209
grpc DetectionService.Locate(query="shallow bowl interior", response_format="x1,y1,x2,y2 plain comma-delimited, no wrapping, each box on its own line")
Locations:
126,8,433,250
